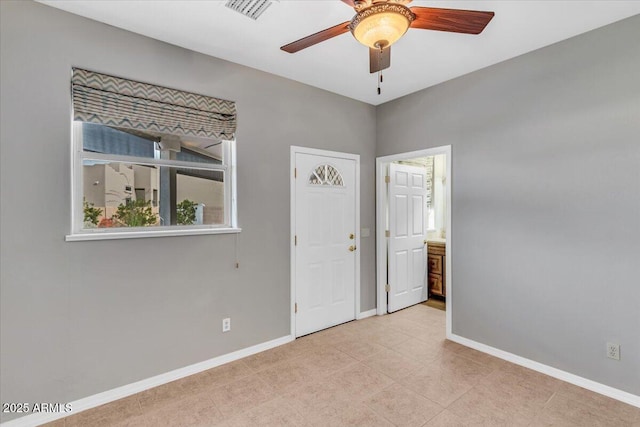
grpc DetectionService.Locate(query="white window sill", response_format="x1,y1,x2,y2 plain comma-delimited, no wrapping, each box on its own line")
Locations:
66,227,242,242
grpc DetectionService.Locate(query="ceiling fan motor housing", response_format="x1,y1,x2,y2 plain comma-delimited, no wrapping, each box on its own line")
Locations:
349,3,416,49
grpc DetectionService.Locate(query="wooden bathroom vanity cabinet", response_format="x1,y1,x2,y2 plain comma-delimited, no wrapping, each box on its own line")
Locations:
427,241,446,298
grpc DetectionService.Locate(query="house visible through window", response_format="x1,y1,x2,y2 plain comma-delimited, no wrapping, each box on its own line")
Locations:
77,123,233,230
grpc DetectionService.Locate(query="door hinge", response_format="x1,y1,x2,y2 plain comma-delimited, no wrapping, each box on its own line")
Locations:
385,175,390,184
294,168,297,178
385,284,390,293
294,235,297,246
385,230,390,238
295,303,298,313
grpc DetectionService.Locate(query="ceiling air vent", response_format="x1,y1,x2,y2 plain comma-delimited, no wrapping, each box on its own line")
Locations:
225,0,276,20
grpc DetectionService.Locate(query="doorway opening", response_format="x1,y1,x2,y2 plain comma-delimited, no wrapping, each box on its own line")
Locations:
376,146,452,338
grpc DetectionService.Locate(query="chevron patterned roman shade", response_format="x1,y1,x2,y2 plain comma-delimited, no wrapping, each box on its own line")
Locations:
72,68,236,140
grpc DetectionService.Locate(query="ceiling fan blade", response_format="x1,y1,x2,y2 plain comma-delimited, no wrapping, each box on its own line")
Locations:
340,0,356,7
410,7,494,35
370,46,391,73
280,21,351,53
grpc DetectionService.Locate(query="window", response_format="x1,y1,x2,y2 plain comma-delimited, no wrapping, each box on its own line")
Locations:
424,156,435,231
72,123,237,238
67,69,238,241
308,164,344,187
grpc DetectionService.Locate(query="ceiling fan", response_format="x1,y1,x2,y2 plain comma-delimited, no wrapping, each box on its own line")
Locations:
280,0,494,93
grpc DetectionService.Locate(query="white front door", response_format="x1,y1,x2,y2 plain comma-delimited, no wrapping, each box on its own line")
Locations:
294,152,357,337
388,162,428,312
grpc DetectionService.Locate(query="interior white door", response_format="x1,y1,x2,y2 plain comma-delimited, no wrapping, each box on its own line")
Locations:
388,162,428,312
294,153,357,336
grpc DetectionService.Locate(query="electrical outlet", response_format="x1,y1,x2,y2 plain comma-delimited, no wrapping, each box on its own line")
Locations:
606,342,620,360
222,318,231,333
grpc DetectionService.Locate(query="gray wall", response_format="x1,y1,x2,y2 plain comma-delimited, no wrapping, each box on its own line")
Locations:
2,2,639,422
377,15,640,395
0,1,376,421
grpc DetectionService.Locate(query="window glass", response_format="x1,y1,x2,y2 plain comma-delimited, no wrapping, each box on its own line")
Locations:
308,164,344,187
76,122,233,235
176,147,222,165
82,160,226,229
82,123,155,157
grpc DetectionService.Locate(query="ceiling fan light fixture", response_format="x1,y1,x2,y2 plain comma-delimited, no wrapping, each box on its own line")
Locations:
350,3,415,49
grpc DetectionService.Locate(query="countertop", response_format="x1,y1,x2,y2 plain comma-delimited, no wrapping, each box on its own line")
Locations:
427,237,446,244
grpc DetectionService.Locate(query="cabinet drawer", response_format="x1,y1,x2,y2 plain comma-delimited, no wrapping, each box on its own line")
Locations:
428,274,444,297
428,255,442,275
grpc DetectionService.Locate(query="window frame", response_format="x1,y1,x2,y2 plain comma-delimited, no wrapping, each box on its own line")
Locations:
67,122,240,242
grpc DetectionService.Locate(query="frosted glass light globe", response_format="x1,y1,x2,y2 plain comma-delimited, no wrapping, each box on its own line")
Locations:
350,4,415,49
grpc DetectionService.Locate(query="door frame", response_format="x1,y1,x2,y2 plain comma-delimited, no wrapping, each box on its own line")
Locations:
376,145,452,338
290,146,361,338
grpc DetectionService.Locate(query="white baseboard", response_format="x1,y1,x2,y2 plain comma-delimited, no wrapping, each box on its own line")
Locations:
448,333,640,409
1,335,294,427
357,308,377,320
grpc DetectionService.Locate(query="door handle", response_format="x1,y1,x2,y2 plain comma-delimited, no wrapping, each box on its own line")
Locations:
348,245,357,252
349,233,355,240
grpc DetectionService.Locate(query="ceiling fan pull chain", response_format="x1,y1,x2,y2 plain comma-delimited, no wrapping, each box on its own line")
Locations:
377,46,383,95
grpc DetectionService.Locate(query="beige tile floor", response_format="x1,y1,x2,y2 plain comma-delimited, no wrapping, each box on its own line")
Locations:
43,305,639,426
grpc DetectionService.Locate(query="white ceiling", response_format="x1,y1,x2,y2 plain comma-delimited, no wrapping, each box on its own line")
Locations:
39,1,640,105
